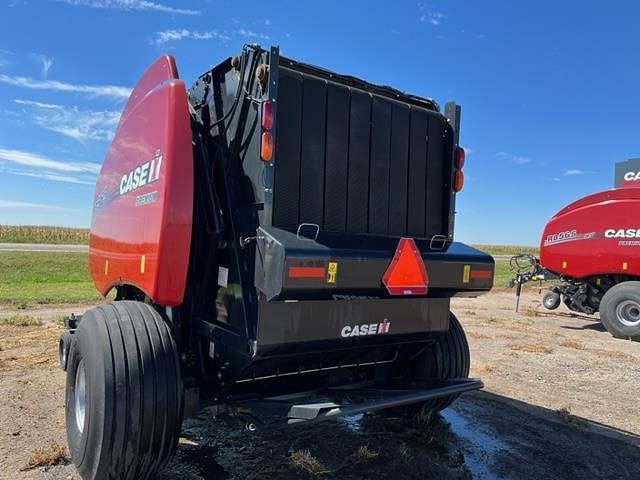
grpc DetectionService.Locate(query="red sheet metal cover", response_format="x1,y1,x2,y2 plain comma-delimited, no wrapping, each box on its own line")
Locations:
540,187,640,278
89,55,193,306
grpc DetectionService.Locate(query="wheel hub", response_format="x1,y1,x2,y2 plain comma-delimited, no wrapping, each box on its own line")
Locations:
615,299,640,327
75,361,86,433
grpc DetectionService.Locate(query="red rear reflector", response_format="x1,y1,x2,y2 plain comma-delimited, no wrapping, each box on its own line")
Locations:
456,147,466,169
453,169,464,192
382,238,429,295
261,131,273,161
262,101,273,130
470,269,492,279
288,266,326,278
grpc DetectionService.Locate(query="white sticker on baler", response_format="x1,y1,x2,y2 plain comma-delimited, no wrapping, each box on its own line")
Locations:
218,266,229,287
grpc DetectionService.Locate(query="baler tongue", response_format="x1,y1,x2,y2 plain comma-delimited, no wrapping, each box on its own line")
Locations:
382,237,429,295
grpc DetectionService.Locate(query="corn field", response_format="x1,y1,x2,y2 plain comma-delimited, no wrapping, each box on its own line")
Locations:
0,225,89,245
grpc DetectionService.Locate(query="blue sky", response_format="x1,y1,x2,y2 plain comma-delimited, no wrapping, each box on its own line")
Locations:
0,0,638,245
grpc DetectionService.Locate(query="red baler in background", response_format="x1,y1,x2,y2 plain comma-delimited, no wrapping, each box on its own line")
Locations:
537,167,640,340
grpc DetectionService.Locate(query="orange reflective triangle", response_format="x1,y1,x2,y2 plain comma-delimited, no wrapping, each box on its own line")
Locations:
382,237,429,295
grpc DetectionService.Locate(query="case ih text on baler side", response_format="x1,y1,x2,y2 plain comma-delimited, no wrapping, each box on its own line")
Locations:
58,45,494,480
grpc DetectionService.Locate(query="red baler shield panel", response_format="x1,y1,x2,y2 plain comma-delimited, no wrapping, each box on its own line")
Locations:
540,188,640,278
89,55,193,306
383,237,429,295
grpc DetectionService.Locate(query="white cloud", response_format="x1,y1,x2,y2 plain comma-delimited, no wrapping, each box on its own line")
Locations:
0,49,11,68
564,169,596,176
0,199,65,209
0,74,130,99
34,55,54,79
15,99,120,141
58,0,199,15
2,169,95,185
420,11,446,25
151,28,230,45
0,147,100,174
497,151,531,165
151,26,271,45
237,28,270,40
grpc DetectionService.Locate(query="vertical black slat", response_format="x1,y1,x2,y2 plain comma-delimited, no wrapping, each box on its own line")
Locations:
368,97,392,234
407,108,428,237
299,77,327,226
324,84,350,232
388,102,410,235
425,112,445,236
346,91,372,233
272,69,303,230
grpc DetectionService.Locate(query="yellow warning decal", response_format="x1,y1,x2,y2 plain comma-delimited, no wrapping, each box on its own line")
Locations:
327,261,338,283
463,264,470,283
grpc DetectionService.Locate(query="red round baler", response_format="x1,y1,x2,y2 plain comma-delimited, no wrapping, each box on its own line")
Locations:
539,185,640,339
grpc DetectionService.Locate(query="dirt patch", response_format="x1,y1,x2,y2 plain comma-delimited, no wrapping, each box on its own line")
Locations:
21,440,68,471
1,292,639,479
510,342,553,353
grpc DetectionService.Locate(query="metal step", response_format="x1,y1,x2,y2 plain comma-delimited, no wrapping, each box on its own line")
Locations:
225,378,483,427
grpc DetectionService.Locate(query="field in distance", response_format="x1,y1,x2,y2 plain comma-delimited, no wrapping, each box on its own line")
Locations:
0,225,89,245
0,226,533,305
0,252,528,308
1,225,538,254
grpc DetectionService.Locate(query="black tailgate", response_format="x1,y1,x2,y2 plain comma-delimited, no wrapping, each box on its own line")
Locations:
272,57,455,240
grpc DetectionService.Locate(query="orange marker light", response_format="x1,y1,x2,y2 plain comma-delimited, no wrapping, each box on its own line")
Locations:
453,170,464,192
261,131,273,161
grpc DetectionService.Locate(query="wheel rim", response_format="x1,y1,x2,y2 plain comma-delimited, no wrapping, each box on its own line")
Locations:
615,300,640,327
75,361,86,433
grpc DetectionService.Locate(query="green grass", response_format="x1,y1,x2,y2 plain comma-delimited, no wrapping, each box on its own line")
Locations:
0,314,43,326
0,251,102,305
494,259,515,287
472,244,539,256
0,225,89,244
0,249,518,306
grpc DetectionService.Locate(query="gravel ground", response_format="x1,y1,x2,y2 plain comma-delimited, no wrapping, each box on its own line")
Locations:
0,289,638,480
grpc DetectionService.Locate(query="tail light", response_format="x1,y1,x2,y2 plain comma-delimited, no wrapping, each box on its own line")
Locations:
261,131,273,161
453,146,465,192
456,146,465,169
260,100,274,161
261,101,273,130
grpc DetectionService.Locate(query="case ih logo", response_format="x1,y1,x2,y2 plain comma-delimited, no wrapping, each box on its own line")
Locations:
341,319,390,338
119,151,163,196
604,228,640,238
623,171,640,182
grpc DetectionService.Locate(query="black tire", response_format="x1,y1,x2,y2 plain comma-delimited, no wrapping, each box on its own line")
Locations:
65,301,183,480
543,291,561,310
59,330,73,371
387,312,470,418
599,281,640,340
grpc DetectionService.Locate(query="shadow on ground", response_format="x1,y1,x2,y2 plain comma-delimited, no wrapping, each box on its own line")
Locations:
159,390,640,480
